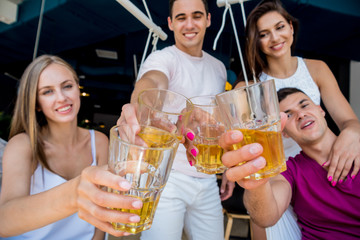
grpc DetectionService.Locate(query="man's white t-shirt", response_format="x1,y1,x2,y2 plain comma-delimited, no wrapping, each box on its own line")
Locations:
137,45,227,178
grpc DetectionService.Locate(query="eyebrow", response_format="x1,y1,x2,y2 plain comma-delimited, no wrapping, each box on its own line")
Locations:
38,80,73,91
258,20,284,33
174,11,204,19
283,98,309,113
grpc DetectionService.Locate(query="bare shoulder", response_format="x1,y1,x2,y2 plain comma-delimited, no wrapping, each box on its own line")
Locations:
94,130,108,165
303,59,329,74
6,133,31,153
94,130,109,145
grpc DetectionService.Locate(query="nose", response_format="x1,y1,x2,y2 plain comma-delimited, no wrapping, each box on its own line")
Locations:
270,30,280,42
56,90,67,102
296,110,306,120
184,17,194,29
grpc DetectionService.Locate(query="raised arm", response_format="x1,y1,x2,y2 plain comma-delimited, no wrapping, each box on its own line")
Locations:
219,129,292,227
307,59,360,183
117,70,169,126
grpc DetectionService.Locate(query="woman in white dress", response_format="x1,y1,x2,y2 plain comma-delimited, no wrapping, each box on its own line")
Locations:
0,55,141,239
235,0,360,239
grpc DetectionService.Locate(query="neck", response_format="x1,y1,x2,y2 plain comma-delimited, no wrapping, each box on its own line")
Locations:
174,44,203,57
42,120,79,146
299,129,337,166
265,55,297,79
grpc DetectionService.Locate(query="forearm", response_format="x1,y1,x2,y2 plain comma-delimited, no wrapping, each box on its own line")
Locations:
243,182,282,227
0,177,79,237
130,76,168,104
338,119,360,133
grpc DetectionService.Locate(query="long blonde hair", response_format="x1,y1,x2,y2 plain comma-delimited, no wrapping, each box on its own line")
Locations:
9,55,79,171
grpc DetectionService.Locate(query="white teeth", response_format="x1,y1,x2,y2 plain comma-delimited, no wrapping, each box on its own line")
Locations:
304,122,311,127
185,33,196,38
58,106,71,112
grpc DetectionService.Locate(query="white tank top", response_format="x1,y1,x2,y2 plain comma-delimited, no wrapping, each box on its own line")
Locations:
2,130,97,240
259,57,321,158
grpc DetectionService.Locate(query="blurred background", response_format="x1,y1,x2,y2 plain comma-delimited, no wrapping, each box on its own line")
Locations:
0,0,359,139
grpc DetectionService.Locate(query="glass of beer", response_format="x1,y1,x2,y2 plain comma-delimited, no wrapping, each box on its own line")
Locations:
216,79,286,180
107,124,180,234
137,88,193,141
186,95,227,174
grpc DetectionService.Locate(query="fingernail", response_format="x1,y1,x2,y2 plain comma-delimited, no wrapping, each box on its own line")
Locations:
252,158,266,169
123,232,132,236
328,176,332,182
187,132,194,141
231,131,242,141
321,162,326,167
178,115,183,121
339,179,343,184
331,181,337,187
132,200,143,209
129,215,141,223
249,144,261,155
351,175,355,180
191,148,197,157
189,160,193,166
119,181,131,190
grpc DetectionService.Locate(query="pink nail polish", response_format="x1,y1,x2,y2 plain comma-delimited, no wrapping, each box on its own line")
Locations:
189,161,193,166
178,115,183,121
187,132,194,141
351,175,356,180
191,148,197,157
331,181,337,187
328,176,332,181
321,162,326,167
339,179,343,184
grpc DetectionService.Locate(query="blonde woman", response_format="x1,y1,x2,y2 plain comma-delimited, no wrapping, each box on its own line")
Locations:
0,55,134,239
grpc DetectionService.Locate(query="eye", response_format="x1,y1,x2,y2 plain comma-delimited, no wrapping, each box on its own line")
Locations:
287,113,293,118
276,24,285,30
301,104,309,109
42,89,53,95
259,33,268,38
193,13,202,19
64,84,73,89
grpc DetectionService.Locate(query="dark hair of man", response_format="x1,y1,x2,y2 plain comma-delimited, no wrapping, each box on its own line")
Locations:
169,0,209,19
245,0,299,79
277,87,305,103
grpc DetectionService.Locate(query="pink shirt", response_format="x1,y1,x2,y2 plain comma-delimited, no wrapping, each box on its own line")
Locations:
281,152,360,239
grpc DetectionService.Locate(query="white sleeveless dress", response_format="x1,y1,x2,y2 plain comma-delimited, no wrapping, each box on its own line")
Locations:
1,130,98,240
259,57,321,240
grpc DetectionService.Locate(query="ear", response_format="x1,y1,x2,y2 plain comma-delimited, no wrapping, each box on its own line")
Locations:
282,130,290,138
207,13,211,28
168,16,173,31
317,105,325,117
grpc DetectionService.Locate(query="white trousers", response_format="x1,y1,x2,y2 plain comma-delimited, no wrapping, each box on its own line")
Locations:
140,171,224,240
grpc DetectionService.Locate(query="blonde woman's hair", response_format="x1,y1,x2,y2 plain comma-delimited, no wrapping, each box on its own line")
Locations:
9,55,79,171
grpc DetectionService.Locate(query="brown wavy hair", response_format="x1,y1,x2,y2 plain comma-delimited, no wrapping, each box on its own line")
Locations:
245,0,299,80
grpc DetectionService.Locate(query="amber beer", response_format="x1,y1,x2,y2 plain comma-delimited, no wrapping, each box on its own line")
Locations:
194,143,225,174
193,124,227,174
137,126,179,168
108,125,179,234
232,121,286,179
110,193,161,234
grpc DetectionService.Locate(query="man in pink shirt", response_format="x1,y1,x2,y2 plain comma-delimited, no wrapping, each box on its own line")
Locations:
220,88,360,239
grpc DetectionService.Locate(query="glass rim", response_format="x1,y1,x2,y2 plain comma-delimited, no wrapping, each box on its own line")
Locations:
189,95,218,107
110,124,180,150
216,79,275,98
138,88,194,115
